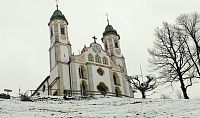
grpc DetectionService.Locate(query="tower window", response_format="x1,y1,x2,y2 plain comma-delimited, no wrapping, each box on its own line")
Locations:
105,42,108,50
61,26,65,35
114,40,118,48
95,55,101,63
50,28,53,37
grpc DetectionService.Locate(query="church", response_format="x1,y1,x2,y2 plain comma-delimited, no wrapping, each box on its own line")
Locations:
32,5,133,97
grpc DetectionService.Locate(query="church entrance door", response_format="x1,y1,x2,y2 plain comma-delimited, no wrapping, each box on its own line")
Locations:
97,82,109,96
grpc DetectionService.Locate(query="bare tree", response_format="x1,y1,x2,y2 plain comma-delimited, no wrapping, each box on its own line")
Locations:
176,13,200,77
148,22,195,99
127,75,156,98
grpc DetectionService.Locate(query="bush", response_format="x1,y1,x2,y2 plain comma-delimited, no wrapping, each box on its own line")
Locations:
20,94,33,102
0,93,10,99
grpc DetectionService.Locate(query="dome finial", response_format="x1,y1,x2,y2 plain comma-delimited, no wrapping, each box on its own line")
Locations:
55,0,59,10
92,36,97,43
106,12,110,25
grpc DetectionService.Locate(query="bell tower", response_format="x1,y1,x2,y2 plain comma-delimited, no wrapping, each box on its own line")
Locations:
48,3,72,96
101,16,127,74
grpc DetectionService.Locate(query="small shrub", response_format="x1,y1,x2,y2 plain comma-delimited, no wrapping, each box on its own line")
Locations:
0,93,10,99
160,94,170,99
20,94,33,102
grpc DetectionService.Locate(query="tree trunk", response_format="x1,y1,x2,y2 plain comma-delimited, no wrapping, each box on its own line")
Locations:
141,91,146,99
179,78,189,99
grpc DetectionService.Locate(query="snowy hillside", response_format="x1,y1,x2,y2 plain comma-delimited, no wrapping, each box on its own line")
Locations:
0,96,200,118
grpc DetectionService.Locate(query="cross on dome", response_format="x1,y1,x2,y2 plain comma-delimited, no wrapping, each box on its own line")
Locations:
55,0,59,10
106,13,110,25
92,36,97,43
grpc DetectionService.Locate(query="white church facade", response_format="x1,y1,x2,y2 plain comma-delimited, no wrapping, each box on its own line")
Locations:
32,7,133,97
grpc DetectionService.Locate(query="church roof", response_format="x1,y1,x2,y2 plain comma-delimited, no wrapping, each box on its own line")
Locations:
103,24,119,36
50,9,68,24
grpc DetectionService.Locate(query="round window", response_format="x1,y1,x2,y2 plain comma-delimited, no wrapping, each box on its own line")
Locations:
97,68,104,76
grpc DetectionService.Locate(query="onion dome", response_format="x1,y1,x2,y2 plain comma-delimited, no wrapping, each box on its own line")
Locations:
49,9,68,25
103,24,118,36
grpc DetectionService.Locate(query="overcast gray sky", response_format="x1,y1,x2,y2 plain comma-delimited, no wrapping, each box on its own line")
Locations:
0,0,200,98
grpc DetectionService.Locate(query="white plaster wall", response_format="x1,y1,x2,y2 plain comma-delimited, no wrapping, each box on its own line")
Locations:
50,66,58,84
51,81,58,96
74,63,82,90
123,77,131,96
90,66,112,92
60,45,69,63
50,47,56,69
50,38,55,47
62,64,70,90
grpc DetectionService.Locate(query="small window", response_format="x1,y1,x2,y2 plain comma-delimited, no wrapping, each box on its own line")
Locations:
50,28,53,37
105,42,108,50
88,54,94,62
37,92,40,96
97,68,104,76
95,55,101,63
42,85,46,92
114,40,118,48
61,26,65,35
103,57,108,65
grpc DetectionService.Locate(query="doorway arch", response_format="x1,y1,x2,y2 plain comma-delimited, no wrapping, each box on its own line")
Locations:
97,82,109,96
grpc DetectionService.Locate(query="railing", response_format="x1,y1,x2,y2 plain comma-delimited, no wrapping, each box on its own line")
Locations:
30,89,131,98
64,90,130,97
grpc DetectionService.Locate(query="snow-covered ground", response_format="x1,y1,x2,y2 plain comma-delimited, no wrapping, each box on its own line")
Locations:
0,96,200,118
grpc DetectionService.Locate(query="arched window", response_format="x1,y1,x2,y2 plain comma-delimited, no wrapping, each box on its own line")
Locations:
114,40,118,48
102,57,108,65
60,25,65,35
95,55,101,63
79,65,87,79
88,54,94,62
50,28,53,37
105,42,108,50
113,74,117,85
79,67,83,78
113,72,120,85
